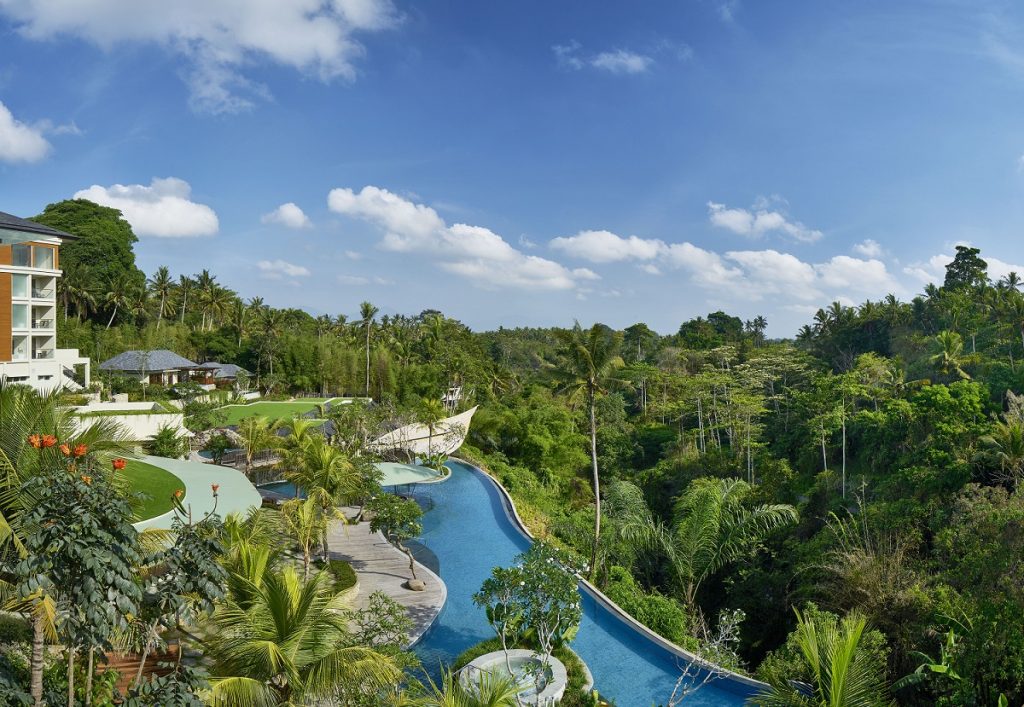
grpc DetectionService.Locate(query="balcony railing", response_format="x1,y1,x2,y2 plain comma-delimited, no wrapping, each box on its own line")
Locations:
31,288,54,298
34,349,54,360
32,319,54,329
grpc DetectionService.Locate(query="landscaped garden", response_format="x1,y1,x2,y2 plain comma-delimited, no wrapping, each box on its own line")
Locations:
115,459,185,521
215,397,340,425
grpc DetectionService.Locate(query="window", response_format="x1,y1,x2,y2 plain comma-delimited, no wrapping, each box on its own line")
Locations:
32,246,54,270
12,337,28,360
11,274,29,298
11,245,30,267
12,304,28,329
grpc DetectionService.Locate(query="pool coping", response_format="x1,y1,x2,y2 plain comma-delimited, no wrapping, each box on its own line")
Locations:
451,456,768,693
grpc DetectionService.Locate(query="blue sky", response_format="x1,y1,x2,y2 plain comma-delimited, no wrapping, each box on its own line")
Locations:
2,0,1024,335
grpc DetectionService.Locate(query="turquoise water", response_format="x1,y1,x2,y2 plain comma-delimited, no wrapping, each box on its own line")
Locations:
410,460,755,706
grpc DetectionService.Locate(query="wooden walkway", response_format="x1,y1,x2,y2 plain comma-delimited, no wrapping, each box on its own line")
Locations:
326,519,446,645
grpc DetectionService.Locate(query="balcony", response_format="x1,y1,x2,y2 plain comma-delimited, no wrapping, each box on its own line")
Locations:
34,349,54,360
32,319,54,330
32,288,54,298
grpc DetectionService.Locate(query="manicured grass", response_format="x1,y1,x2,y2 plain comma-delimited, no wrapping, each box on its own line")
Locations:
217,398,340,425
116,459,185,521
327,559,358,592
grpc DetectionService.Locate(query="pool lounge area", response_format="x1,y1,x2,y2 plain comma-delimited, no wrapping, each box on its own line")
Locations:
408,460,761,707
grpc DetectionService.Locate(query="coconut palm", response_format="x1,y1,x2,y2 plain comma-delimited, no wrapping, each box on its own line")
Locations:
147,265,174,328
207,566,400,706
401,667,521,707
281,498,327,581
980,418,1024,491
419,397,449,459
750,609,892,707
552,321,624,580
178,274,194,323
283,438,356,559
359,301,379,397
57,260,95,322
628,477,797,609
103,277,133,329
929,330,971,381
236,416,280,478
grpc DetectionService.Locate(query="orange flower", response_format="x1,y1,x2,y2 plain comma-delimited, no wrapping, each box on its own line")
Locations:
72,444,88,458
211,483,220,494
59,444,71,456
174,489,184,499
112,458,127,471
27,434,42,449
80,475,92,485
41,435,57,448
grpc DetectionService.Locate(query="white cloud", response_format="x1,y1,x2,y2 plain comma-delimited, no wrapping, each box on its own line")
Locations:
343,250,362,260
261,202,311,229
328,186,591,290
725,249,820,300
708,200,823,242
0,0,400,114
257,259,311,279
551,229,665,262
0,100,51,163
815,255,899,294
852,239,883,258
338,275,368,285
553,42,655,75
714,0,740,22
639,263,662,275
666,242,744,288
591,50,653,75
74,177,218,237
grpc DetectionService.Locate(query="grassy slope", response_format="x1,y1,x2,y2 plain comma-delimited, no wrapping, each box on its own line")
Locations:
217,398,337,425
116,459,185,521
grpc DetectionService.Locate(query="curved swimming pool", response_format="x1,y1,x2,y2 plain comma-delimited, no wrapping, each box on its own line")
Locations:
410,460,757,707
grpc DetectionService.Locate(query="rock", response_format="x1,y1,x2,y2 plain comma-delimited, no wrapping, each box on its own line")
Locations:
405,579,426,591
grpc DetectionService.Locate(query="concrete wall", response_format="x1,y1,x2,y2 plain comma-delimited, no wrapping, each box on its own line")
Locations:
74,410,191,442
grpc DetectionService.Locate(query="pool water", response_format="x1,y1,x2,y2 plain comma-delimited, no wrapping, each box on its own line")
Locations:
410,461,756,707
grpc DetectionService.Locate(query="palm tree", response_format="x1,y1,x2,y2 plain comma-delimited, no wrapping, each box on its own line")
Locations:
236,416,279,477
751,609,891,707
405,668,520,707
207,566,400,706
147,266,174,328
178,275,194,324
281,498,327,581
929,330,971,381
359,301,379,397
980,418,1024,491
419,397,449,459
284,438,359,560
103,277,133,329
57,261,95,322
552,321,624,579
630,477,797,609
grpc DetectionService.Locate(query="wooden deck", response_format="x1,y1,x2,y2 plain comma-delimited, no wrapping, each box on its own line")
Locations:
326,519,446,645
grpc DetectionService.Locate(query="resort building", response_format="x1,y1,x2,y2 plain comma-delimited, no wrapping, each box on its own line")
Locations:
99,349,198,386
191,361,251,389
0,211,91,391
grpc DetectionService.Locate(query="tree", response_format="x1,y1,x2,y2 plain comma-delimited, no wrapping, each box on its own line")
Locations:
103,277,135,329
409,668,520,707
283,438,361,561
281,498,327,581
207,567,400,705
930,331,971,381
943,245,988,290
367,494,423,582
235,416,279,477
147,266,174,328
552,322,624,580
32,199,146,311
635,478,797,609
980,417,1024,491
419,397,448,461
359,301,379,397
751,608,892,707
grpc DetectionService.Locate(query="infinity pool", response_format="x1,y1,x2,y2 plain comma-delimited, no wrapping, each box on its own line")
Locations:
409,460,756,706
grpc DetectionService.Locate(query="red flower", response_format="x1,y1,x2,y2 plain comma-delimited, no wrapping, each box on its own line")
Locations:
211,483,220,495
174,489,184,499
72,444,88,458
112,458,127,471
41,435,57,448
59,444,71,456
27,434,42,449
80,475,92,485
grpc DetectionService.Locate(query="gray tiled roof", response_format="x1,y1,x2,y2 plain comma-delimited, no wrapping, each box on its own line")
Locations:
99,349,198,372
0,211,77,240
195,361,250,378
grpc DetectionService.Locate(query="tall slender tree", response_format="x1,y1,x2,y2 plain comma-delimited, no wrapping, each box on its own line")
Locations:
359,301,379,397
147,266,174,329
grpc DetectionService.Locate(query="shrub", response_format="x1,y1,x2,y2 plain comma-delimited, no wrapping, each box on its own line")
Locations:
147,424,189,458
327,559,357,592
0,615,30,644
603,566,695,650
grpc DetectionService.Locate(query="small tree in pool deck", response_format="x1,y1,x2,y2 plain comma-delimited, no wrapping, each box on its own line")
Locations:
473,565,527,676
368,494,424,582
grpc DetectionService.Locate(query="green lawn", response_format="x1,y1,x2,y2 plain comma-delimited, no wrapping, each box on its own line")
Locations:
217,398,340,425
116,460,185,521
